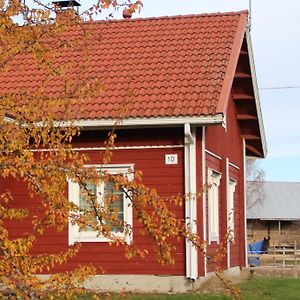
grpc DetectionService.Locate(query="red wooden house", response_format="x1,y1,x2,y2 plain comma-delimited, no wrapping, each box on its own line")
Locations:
0,10,266,291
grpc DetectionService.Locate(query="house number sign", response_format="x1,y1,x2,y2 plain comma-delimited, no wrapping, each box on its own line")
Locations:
165,154,178,165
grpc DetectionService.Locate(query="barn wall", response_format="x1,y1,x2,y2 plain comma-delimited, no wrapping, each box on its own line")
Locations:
2,127,187,275
205,92,245,271
247,219,300,247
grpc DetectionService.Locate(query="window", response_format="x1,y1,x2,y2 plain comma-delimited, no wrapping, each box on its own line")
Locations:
208,169,221,243
227,179,236,241
68,164,133,245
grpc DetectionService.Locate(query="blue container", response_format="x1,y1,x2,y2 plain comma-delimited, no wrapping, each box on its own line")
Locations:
248,256,260,267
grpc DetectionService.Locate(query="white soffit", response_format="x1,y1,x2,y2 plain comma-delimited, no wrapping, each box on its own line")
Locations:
61,114,224,128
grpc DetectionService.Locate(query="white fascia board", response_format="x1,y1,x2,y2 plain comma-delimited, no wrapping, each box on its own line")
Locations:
245,29,268,157
61,114,224,129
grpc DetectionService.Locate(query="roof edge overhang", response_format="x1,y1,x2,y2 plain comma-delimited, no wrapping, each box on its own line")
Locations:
245,28,267,158
58,114,225,129
216,12,248,114
217,11,267,158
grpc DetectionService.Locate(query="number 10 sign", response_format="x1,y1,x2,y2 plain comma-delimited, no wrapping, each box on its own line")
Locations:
165,154,178,165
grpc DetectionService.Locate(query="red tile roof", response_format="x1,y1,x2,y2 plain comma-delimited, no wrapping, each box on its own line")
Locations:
0,11,248,121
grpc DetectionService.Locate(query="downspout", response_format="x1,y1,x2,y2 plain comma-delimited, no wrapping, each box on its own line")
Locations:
184,123,198,281
202,127,207,276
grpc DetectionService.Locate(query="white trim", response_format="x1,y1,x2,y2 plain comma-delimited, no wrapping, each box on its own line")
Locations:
229,162,240,170
222,113,227,131
208,169,221,244
31,145,184,152
4,116,16,123
205,149,222,161
184,124,198,280
245,29,267,157
243,139,248,266
226,158,230,268
202,127,207,276
184,123,194,144
227,179,236,241
227,157,237,269
83,164,135,171
68,164,134,245
60,115,224,128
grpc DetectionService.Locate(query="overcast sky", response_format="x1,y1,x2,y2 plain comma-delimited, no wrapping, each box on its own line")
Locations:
81,0,300,182
135,0,300,182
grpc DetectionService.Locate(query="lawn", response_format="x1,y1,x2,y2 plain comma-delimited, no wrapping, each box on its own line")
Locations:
76,277,300,299
239,277,300,300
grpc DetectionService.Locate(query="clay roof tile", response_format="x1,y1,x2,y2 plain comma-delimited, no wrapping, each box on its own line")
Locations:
0,11,248,120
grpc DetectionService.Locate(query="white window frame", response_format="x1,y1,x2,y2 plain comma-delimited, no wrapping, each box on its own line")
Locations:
68,164,134,245
208,169,221,243
227,178,236,242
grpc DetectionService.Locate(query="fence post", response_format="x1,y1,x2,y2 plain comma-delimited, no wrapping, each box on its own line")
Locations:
294,240,297,278
273,242,275,266
295,240,297,268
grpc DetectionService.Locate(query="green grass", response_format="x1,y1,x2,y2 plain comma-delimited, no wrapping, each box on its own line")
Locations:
239,277,300,300
77,293,230,300
106,294,228,300
75,277,300,299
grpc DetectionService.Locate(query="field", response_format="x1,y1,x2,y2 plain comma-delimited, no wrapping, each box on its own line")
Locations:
78,277,300,299
238,277,300,300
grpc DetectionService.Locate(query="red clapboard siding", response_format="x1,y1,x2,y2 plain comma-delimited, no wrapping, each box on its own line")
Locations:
2,128,186,275
195,127,205,276
205,94,245,271
206,94,243,167
72,127,183,148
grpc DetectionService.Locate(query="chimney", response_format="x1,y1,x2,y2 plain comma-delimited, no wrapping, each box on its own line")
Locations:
123,8,132,19
53,0,81,21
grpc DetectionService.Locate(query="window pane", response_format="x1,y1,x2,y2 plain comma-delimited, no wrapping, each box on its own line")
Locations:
80,183,97,210
79,183,97,232
104,181,124,223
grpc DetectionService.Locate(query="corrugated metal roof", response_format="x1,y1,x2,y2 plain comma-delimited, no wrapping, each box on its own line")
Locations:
247,181,300,220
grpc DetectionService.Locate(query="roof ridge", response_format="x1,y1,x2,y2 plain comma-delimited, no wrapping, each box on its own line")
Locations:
81,10,249,25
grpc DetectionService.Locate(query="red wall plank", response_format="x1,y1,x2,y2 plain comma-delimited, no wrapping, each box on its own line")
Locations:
1,128,186,275
205,93,245,271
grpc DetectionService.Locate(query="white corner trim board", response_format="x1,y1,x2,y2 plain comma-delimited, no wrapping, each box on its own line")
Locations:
184,124,198,280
